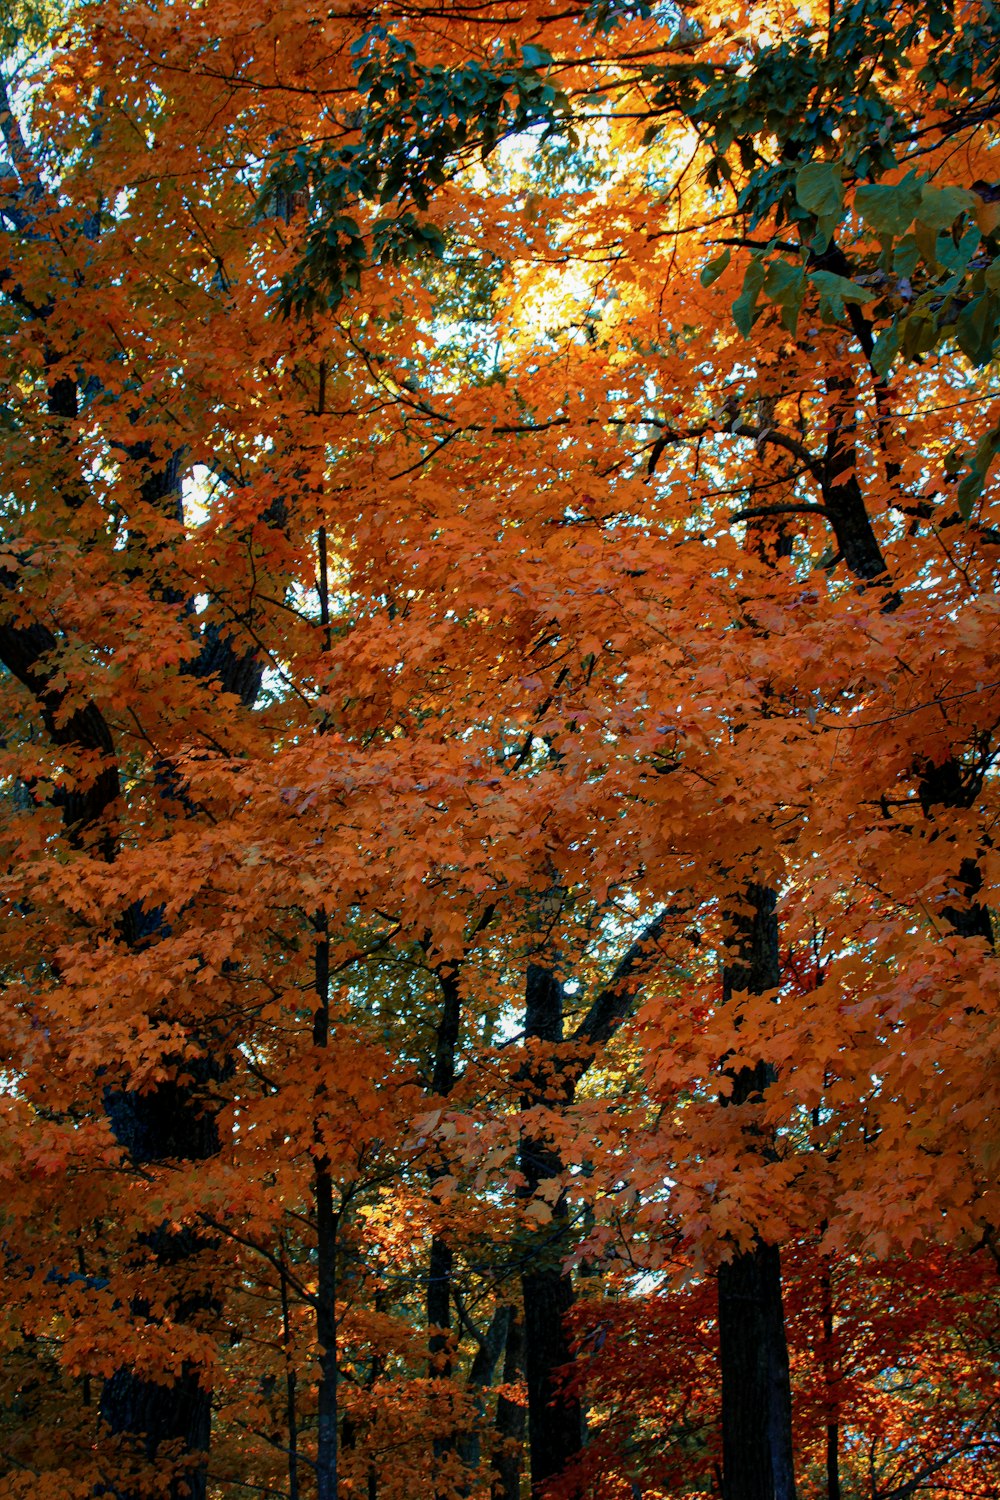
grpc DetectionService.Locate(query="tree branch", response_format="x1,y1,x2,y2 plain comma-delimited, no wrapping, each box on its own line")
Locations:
572,907,670,1050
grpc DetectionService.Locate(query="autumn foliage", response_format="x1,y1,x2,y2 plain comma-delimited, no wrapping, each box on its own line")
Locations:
0,0,998,1497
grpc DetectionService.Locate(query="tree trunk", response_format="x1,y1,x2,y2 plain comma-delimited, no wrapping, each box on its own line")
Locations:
820,1259,841,1500
717,886,797,1500
492,1309,526,1500
519,962,583,1495
0,592,232,1498
313,909,339,1500
427,1234,455,1377
918,757,995,945
280,1241,301,1500
100,1073,224,1500
427,963,461,1383
456,1302,513,1477
426,962,462,1489
315,1164,340,1500
717,1244,775,1500
100,1359,211,1500
521,1258,580,1493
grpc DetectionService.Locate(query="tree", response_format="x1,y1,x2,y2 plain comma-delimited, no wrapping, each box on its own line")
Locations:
1,1,999,1498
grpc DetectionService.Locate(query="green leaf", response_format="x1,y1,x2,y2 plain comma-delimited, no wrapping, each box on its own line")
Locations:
893,236,921,278
732,258,766,338
871,320,901,379
796,163,846,250
972,424,1000,471
917,184,977,232
957,469,980,519
955,293,999,367
913,219,940,270
763,259,806,334
795,161,844,220
955,425,1000,519
938,225,980,275
855,173,924,237
809,269,876,321
901,310,938,360
700,247,731,287
764,259,805,304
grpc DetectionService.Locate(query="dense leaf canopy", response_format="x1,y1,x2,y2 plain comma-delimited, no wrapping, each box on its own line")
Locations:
0,1,998,1498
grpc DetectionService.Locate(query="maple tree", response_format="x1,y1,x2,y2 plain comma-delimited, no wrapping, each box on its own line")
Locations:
1,0,999,1499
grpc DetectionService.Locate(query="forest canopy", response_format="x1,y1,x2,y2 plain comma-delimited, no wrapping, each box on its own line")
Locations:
0,1,999,1498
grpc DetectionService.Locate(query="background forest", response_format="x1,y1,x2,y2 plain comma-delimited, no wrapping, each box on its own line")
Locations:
1,0,999,1497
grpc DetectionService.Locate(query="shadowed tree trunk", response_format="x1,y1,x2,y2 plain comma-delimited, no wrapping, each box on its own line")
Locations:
100,1072,224,1500
426,960,462,1492
455,1301,513,1481
492,1309,526,1500
427,962,461,1370
0,428,260,1497
513,916,667,1496
518,962,583,1495
717,884,797,1500
819,1257,841,1500
312,901,339,1500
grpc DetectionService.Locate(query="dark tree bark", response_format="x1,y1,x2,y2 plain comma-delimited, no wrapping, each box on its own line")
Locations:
99,1055,226,1500
509,917,667,1497
427,1234,455,1378
314,1163,340,1500
811,251,994,955
519,962,584,1496
455,1301,513,1476
425,961,462,1491
710,461,816,1500
717,885,797,1500
97,440,268,1497
820,1259,841,1500
717,1243,779,1500
99,1218,219,1499
280,1241,301,1500
917,755,995,945
313,909,340,1500
820,373,893,586
427,961,461,1377
101,1359,211,1500
0,548,234,1498
492,1310,526,1500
